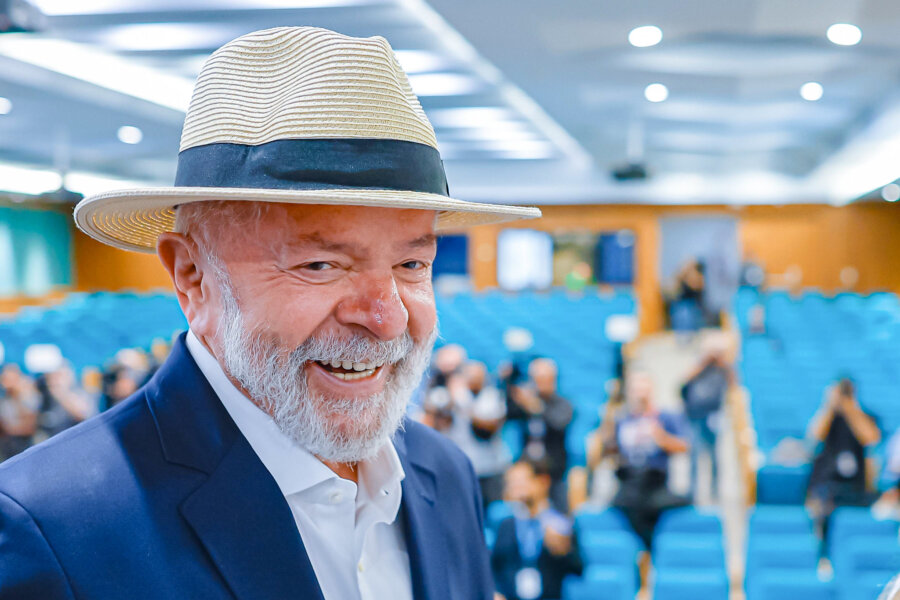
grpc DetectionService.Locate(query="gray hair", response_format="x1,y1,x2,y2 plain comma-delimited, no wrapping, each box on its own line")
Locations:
173,201,274,258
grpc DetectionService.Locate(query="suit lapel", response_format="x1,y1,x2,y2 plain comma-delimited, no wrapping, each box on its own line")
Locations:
147,335,324,600
395,431,451,600
180,434,325,600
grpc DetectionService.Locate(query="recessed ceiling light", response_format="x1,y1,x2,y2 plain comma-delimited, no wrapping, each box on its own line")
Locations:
628,25,663,48
0,36,194,112
0,97,11,115
644,83,668,103
407,73,482,96
882,183,900,202
827,23,862,46
800,82,823,102
392,50,450,74
117,125,143,144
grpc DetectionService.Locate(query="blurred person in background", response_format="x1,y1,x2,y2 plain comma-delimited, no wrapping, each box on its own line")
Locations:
510,358,573,511
36,365,96,439
680,333,735,502
610,372,690,549
670,258,707,336
99,364,142,411
807,378,881,558
428,343,467,390
0,364,40,461
452,361,511,508
491,458,582,600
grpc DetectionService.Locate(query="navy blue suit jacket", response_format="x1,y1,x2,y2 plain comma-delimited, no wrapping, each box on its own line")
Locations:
0,335,493,599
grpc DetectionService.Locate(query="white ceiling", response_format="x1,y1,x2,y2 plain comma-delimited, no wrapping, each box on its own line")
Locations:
1,0,900,205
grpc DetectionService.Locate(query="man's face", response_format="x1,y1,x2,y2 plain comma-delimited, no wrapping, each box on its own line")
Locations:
198,204,439,461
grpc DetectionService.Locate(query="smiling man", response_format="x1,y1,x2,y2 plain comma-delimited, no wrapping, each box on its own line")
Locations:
0,27,538,599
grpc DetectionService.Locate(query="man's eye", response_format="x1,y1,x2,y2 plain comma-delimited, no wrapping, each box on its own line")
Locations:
305,262,333,271
400,260,425,270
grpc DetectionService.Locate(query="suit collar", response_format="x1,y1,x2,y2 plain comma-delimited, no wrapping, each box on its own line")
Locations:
393,425,450,600
180,434,325,600
145,333,241,474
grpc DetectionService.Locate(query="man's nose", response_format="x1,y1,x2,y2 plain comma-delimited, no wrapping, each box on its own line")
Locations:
335,272,409,341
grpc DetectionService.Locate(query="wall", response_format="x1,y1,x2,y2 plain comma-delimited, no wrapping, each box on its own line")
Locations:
463,203,900,333
0,205,71,297
64,203,900,333
72,229,172,292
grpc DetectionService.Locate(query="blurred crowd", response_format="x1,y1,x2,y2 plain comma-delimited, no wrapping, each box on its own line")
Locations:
417,332,900,599
0,338,172,462
3,324,900,599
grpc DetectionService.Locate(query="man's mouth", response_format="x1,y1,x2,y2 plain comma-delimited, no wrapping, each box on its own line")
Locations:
314,359,386,381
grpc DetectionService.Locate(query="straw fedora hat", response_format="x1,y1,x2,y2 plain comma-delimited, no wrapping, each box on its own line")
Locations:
74,26,541,253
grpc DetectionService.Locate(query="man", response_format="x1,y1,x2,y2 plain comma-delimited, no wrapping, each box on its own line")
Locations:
0,27,539,599
807,378,881,558
680,332,735,501
491,459,582,600
510,358,573,511
611,372,690,549
0,364,39,461
448,361,511,508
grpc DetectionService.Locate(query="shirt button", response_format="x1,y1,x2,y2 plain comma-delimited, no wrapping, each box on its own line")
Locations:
357,562,364,573
329,491,343,504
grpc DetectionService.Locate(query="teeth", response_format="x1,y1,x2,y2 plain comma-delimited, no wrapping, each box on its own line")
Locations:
330,368,376,381
341,360,353,370
330,359,342,369
352,362,366,371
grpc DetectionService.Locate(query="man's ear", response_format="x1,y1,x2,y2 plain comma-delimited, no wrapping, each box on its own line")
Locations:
157,232,218,338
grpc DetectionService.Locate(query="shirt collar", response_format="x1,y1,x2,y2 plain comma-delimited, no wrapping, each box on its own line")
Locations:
184,329,405,511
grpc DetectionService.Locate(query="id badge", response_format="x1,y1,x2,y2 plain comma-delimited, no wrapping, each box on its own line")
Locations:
515,567,542,600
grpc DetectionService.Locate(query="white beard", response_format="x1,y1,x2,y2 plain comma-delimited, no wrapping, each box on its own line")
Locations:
215,277,436,463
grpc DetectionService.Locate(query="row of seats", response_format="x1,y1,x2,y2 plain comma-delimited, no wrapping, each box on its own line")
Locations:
734,288,900,497
557,504,899,599
566,507,728,599
747,505,899,600
1,288,636,471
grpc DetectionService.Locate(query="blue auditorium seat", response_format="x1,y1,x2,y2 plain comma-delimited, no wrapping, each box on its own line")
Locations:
828,507,899,556
745,568,834,600
756,464,810,504
574,507,632,536
578,529,640,570
746,533,819,574
652,568,729,600
654,533,725,570
655,507,723,536
832,535,900,599
562,566,635,600
748,505,814,536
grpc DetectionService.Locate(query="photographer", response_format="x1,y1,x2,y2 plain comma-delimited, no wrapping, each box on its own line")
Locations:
806,378,881,557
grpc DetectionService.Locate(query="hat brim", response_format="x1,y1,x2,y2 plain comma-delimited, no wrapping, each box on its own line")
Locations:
74,187,542,253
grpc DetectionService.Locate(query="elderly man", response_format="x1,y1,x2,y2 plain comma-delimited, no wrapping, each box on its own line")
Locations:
0,27,538,599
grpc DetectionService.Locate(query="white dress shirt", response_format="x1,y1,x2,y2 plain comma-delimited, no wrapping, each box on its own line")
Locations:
186,331,413,600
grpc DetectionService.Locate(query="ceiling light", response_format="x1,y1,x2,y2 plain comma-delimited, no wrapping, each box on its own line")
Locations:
827,23,862,46
0,164,62,195
628,25,662,48
98,23,229,52
0,35,194,111
117,126,143,144
427,107,517,128
0,97,11,114
882,183,900,202
30,0,375,15
800,82,823,102
407,73,482,96
644,83,668,103
392,50,450,74
65,171,147,196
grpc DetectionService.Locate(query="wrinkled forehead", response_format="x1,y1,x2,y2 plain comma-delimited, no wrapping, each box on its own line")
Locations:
200,202,439,259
